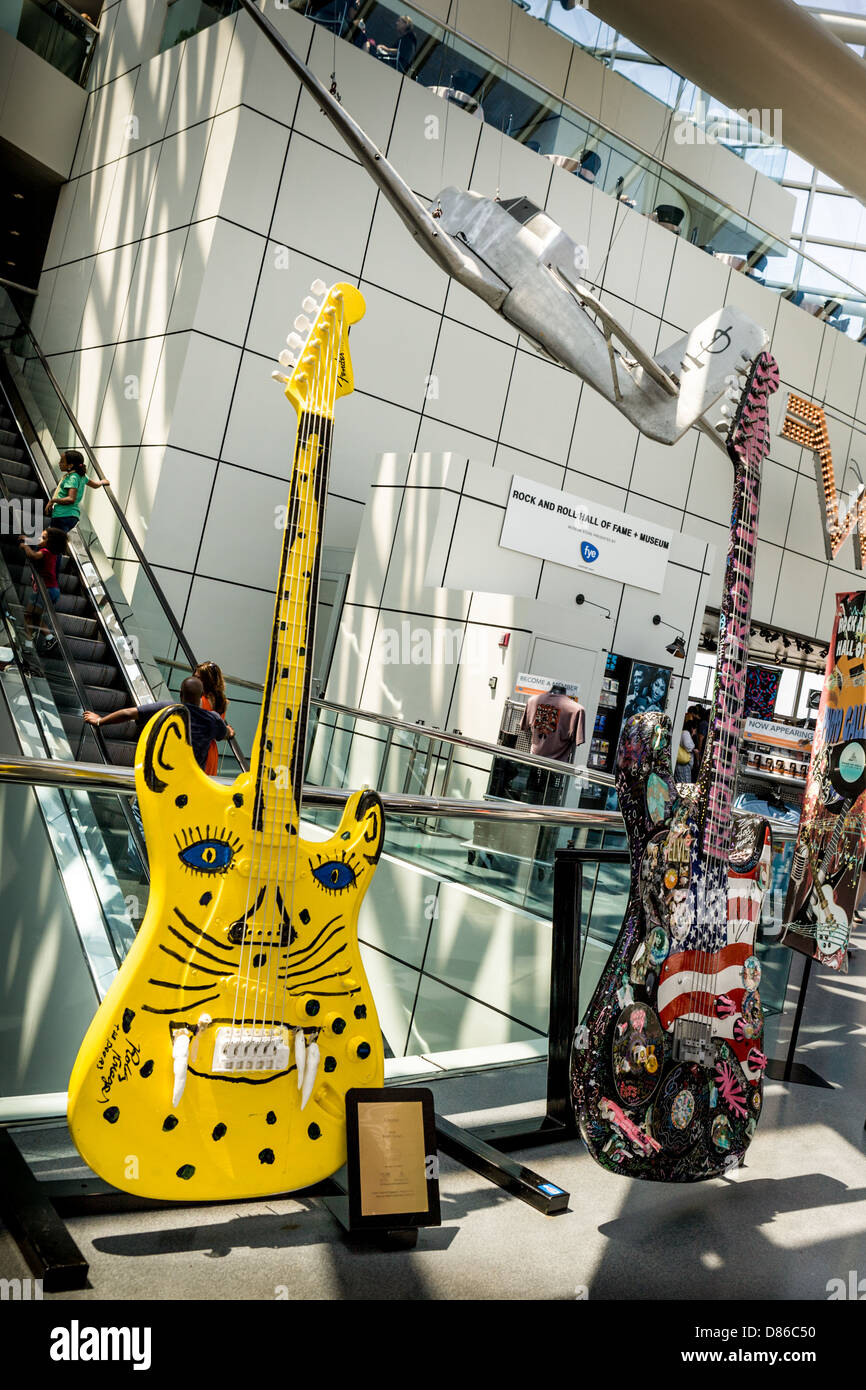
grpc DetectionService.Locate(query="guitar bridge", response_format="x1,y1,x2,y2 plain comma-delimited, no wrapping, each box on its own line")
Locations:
671,1019,718,1068
211,1026,291,1074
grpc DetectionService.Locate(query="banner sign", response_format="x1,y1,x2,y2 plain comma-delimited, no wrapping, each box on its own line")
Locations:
743,718,813,750
500,475,673,593
514,672,580,699
782,592,866,972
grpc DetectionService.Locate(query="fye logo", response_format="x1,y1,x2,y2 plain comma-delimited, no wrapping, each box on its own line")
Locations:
50,1320,152,1371
827,1271,866,1299
580,541,599,564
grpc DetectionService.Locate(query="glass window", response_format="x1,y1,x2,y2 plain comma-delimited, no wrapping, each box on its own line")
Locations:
689,656,715,702
806,192,866,244
787,187,810,236
801,243,866,296
796,672,825,720
774,668,798,717
780,149,814,182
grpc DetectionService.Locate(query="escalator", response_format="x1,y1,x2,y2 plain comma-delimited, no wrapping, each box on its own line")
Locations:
0,388,138,764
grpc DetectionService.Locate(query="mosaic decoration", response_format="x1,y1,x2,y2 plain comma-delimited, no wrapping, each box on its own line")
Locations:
782,591,866,972
572,352,779,1182
744,665,781,721
781,395,866,569
68,285,386,1201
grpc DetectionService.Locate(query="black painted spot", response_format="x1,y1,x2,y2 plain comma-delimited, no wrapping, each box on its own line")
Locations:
266,1111,277,1125
341,831,350,841
281,668,289,678
266,739,273,752
356,1041,371,1059
233,793,244,807
305,999,320,1017
140,1060,154,1078
259,1148,275,1165
176,1164,195,1180
308,1123,321,1140
212,1123,226,1141
163,1115,178,1131
299,909,310,925
253,953,267,968
285,710,293,720
122,1008,135,1034
298,646,306,656
269,768,277,781
199,892,212,906
354,1005,367,1020
332,1017,346,1035
279,621,287,631
324,1056,336,1073
103,1106,119,1124
175,794,188,808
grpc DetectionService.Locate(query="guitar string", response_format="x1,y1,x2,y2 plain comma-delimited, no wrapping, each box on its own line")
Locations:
276,297,344,1052
233,319,317,1038
689,361,764,1058
263,295,331,1044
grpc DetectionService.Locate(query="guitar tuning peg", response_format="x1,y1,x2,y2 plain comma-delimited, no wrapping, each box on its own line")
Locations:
286,331,302,350
302,296,317,314
271,370,289,383
294,314,311,335
310,278,327,296
714,419,729,433
278,350,295,368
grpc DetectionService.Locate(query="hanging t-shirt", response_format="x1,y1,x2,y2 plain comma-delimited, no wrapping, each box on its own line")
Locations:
52,470,88,518
520,691,586,762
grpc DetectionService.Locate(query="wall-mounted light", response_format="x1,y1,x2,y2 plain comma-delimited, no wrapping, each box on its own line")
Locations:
652,614,686,660
488,676,498,695
498,632,510,649
575,593,611,619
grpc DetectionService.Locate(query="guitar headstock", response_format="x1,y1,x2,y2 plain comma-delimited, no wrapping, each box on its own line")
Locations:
271,280,365,414
721,346,780,473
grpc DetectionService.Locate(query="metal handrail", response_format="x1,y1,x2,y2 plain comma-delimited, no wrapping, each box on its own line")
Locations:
157,653,615,787
0,753,800,839
0,299,247,772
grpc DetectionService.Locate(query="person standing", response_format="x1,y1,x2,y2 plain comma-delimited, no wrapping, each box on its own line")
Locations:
195,660,230,776
45,449,110,535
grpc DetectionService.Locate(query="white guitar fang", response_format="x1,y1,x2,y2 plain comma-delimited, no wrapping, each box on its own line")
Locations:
295,1028,306,1090
300,1041,320,1110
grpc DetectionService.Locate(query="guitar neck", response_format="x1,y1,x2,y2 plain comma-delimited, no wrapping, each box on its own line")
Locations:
250,411,332,842
700,357,778,862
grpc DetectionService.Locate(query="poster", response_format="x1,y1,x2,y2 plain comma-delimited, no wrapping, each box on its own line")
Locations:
781,592,866,972
744,665,782,720
499,475,673,593
622,662,672,720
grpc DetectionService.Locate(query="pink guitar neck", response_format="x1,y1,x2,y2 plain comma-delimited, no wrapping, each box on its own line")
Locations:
701,356,779,863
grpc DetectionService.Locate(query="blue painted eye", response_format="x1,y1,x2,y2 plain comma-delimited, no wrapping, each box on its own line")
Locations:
312,859,357,893
178,839,235,875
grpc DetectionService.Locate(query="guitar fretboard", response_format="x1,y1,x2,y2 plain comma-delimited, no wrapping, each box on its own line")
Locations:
701,357,778,862
250,412,332,844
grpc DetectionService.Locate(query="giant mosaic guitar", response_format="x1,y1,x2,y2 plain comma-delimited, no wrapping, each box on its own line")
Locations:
68,283,386,1200
572,348,780,1181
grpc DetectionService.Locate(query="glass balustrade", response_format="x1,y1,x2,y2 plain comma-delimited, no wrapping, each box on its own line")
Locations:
268,1,866,338
2,0,97,86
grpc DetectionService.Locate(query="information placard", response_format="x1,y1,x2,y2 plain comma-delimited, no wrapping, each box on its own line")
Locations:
345,1088,440,1231
500,475,673,593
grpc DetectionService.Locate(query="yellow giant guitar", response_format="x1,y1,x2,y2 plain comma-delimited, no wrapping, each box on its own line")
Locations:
68,282,385,1200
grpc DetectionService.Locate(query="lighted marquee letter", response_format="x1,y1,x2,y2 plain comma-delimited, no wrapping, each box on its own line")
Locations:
781,393,866,568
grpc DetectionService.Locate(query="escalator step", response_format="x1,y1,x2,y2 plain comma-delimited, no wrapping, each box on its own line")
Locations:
0,457,33,481
55,595,88,616
106,743,137,766
0,447,25,464
0,428,20,447
100,719,137,742
1,476,39,498
76,660,123,687
55,614,99,641
63,634,109,664
84,686,129,712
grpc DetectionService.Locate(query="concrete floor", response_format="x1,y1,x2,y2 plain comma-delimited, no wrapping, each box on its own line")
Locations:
2,938,865,1301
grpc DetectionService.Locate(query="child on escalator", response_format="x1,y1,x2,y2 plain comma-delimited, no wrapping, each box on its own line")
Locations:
19,526,68,648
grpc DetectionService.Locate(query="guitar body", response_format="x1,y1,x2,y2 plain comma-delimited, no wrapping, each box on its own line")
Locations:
68,709,384,1199
572,348,780,1181
572,712,770,1181
68,281,385,1200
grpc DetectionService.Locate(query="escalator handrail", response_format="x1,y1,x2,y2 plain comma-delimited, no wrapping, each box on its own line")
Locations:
0,753,801,840
0,301,248,772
